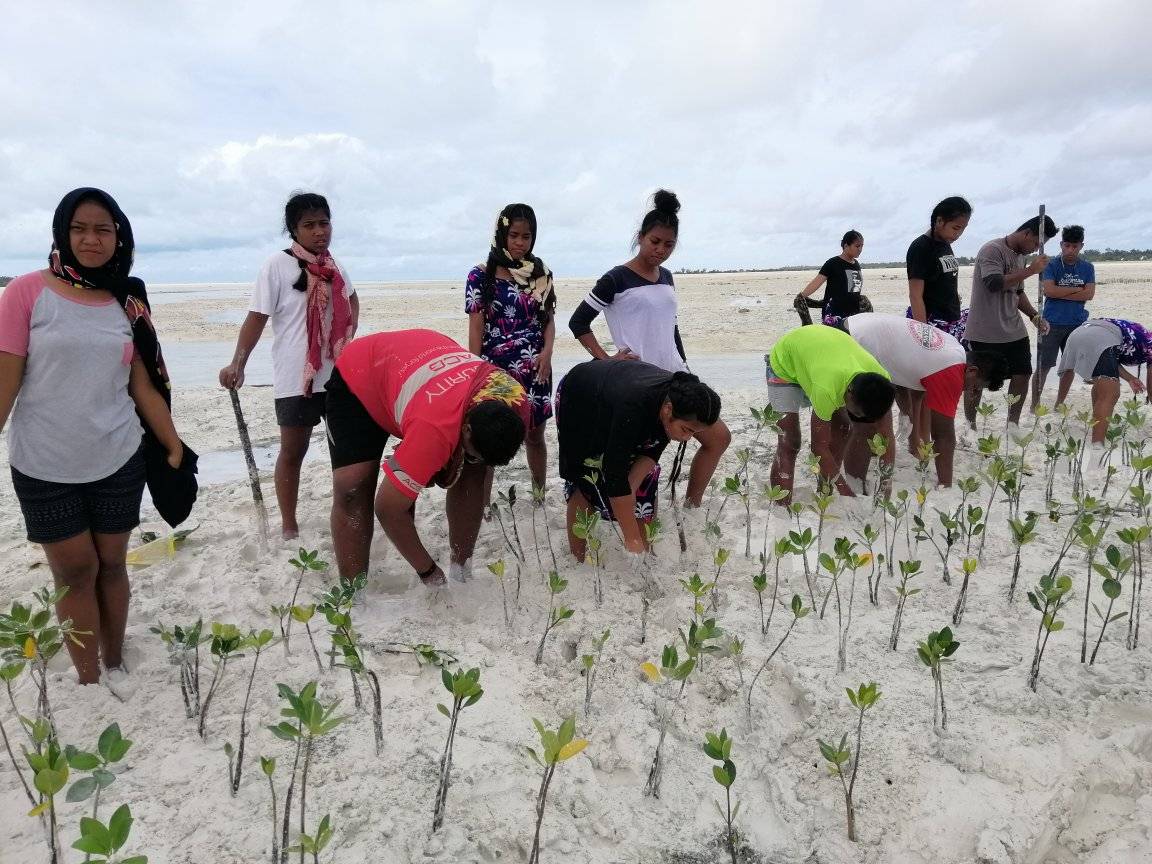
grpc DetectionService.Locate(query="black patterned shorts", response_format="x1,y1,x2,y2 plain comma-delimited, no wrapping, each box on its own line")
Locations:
11,445,146,544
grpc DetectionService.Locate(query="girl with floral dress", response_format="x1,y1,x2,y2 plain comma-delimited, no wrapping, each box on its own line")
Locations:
465,203,555,492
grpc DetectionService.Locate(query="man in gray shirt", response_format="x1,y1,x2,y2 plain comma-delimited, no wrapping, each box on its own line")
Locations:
964,214,1056,427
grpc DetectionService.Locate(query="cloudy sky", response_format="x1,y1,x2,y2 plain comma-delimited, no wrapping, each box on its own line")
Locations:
2,0,1149,283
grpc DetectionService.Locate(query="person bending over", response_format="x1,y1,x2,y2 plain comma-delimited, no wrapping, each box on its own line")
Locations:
843,314,967,486
764,325,895,503
555,360,721,560
1055,319,1152,444
326,329,527,586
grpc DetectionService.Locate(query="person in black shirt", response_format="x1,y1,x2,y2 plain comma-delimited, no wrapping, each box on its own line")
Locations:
795,230,866,327
905,196,972,341
556,360,721,561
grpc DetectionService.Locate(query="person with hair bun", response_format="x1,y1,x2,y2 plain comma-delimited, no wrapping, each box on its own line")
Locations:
219,192,358,540
555,358,721,560
465,203,555,493
568,189,731,507
794,230,869,327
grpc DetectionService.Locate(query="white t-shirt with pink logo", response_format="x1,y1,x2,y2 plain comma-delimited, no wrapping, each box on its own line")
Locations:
0,272,143,483
844,313,967,390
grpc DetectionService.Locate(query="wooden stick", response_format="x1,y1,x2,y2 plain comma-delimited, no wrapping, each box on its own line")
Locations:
229,389,269,548
1032,204,1046,406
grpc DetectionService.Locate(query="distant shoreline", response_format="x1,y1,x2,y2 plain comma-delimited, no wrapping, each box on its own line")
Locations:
676,251,1152,275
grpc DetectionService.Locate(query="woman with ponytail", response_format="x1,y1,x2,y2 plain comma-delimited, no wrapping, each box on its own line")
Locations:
568,189,731,508
555,359,721,560
219,192,358,540
465,203,555,491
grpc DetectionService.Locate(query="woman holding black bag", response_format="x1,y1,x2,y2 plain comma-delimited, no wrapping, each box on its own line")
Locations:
0,187,194,694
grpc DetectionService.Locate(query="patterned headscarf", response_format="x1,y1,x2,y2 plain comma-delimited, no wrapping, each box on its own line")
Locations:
484,203,554,305
285,241,354,395
48,188,171,403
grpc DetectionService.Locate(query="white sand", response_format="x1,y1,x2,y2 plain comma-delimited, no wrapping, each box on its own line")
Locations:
2,264,1152,864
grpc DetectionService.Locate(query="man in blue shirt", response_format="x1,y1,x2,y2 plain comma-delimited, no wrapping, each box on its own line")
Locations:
1031,224,1095,410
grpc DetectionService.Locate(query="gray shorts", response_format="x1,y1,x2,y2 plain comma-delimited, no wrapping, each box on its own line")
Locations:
764,358,810,413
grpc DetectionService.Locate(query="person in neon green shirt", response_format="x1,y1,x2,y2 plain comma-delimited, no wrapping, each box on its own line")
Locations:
765,325,896,502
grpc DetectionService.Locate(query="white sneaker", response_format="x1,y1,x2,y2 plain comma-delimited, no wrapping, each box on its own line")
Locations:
103,665,138,702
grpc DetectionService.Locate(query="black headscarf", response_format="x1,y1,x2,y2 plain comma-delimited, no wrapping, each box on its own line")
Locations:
49,188,171,406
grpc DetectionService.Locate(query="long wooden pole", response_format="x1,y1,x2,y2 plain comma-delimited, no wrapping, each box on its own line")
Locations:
1031,204,1046,407
229,388,269,549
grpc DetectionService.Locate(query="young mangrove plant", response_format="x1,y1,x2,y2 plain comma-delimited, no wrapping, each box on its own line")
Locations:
681,572,715,623
642,643,696,798
787,526,817,611
290,606,324,675
916,627,959,730
319,592,382,755
913,509,960,587
728,635,746,689
1075,516,1108,664
888,560,922,651
525,716,588,864
25,729,68,862
0,663,35,808
572,509,604,607
535,572,575,665
226,629,276,796
867,433,893,503
150,618,205,719
1027,573,1074,691
582,628,611,717
65,722,132,823
262,756,279,864
816,682,881,842
853,522,881,606
285,549,328,654
70,803,148,864
702,728,741,864
199,623,243,740
530,482,560,574
1089,544,1130,664
0,586,83,732
721,455,754,558
746,595,810,716
1007,512,1040,602
288,812,333,864
1118,524,1149,649
488,559,513,629
951,557,978,627
710,547,732,612
432,666,484,832
880,490,911,581
268,681,346,864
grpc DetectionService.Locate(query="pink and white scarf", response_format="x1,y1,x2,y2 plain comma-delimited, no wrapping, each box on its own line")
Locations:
289,241,353,395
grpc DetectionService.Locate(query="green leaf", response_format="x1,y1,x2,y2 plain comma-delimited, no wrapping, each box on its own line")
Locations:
436,703,451,718
78,816,113,852
66,775,99,802
66,749,101,772
108,803,133,850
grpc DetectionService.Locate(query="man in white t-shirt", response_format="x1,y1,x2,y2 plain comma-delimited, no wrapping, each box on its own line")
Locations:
219,193,358,539
843,314,969,486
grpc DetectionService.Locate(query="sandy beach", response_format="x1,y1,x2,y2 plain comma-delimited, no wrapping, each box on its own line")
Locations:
2,263,1152,863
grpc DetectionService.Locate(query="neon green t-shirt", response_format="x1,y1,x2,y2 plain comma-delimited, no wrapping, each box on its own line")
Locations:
768,325,889,421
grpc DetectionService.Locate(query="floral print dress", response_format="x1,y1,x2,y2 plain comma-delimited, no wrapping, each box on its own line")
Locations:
465,266,552,428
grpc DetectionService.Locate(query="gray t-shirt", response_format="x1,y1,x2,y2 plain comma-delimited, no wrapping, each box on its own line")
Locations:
0,273,143,482
966,238,1028,344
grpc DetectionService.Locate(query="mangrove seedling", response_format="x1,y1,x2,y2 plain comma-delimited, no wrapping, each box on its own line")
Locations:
1007,512,1040,602
287,813,333,864
916,627,959,730
268,681,346,864
680,572,714,623
534,572,575,665
530,482,560,573
787,526,817,611
149,618,205,719
913,509,960,587
1075,516,1108,664
751,565,768,635
432,666,484,832
71,803,148,864
728,635,746,689
319,595,382,754
868,433,893,504
853,522,881,606
1089,544,1130,664
65,722,132,824
316,573,369,707
26,731,68,862
262,756,279,864
1027,573,1074,691
1118,524,1149,649
290,606,324,675
572,508,604,607
525,716,588,864
226,629,276,795
951,557,978,626
488,560,513,629
199,623,243,740
710,547,732,612
880,490,911,581
0,663,35,807
702,728,740,864
888,560,922,651
763,537,795,634
746,595,810,716
582,628,611,717
285,549,328,655
642,642,696,799
816,682,882,842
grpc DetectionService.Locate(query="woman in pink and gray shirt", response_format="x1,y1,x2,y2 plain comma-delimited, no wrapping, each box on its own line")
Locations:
0,188,184,694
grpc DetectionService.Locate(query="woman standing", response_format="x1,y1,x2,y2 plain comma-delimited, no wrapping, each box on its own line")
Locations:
556,360,721,559
794,230,866,328
0,188,184,691
568,189,730,509
906,196,972,342
465,203,555,492
219,192,358,540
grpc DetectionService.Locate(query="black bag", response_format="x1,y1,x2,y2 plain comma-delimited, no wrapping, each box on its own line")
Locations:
143,430,199,528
